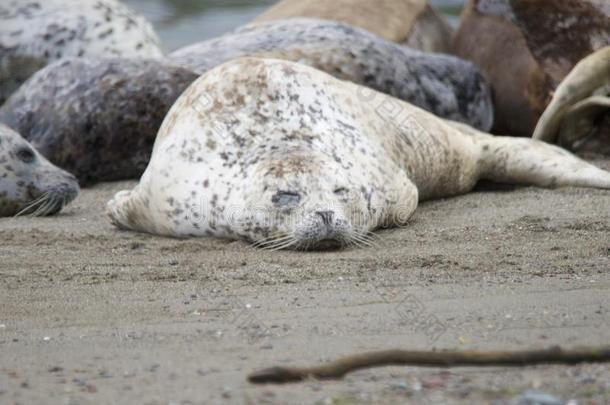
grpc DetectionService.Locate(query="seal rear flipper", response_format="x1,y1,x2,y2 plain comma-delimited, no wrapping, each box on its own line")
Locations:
476,136,610,190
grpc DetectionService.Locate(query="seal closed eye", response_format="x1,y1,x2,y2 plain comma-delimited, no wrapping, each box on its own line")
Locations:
107,58,610,250
272,191,301,206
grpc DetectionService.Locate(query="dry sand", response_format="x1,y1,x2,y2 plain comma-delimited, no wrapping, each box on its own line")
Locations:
1,158,609,404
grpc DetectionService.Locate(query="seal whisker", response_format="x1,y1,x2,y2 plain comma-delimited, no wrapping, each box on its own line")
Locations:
256,233,298,251
32,196,54,217
266,238,299,252
252,234,292,248
14,192,49,217
253,236,293,249
348,232,377,249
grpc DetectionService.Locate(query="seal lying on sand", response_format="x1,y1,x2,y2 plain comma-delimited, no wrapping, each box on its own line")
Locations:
0,123,78,217
253,0,453,53
534,46,610,155
0,0,163,104
170,18,493,131
0,58,198,186
107,58,610,250
453,0,610,137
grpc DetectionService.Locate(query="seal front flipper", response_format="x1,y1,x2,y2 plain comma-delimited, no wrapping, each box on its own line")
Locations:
381,171,419,228
106,187,171,236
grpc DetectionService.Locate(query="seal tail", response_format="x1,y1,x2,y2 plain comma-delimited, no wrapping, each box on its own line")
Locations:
476,136,610,189
106,188,157,234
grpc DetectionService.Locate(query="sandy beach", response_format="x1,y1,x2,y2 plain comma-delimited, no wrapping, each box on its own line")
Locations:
0,156,608,404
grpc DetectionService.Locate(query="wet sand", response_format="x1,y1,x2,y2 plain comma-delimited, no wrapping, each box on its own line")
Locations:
1,157,609,404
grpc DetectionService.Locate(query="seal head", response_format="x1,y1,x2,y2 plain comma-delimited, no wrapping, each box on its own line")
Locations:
0,123,79,216
237,147,405,250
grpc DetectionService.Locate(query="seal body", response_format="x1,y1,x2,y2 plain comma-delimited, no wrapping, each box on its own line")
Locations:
0,0,163,104
252,0,453,53
170,18,493,131
0,58,198,186
453,0,610,136
534,46,610,155
0,123,79,216
107,58,610,250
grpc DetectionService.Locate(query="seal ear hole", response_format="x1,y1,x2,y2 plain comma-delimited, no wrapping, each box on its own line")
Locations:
16,147,36,164
334,187,349,196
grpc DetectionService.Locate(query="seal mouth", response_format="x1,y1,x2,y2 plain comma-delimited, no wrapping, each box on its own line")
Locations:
304,238,344,251
252,235,346,251
252,231,377,252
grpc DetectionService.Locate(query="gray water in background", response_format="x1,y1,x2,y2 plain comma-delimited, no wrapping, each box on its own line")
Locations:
124,0,466,52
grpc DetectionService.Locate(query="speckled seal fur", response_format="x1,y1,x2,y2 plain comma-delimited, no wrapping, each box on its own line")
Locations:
170,18,493,131
0,0,163,104
107,58,610,250
0,123,78,216
0,58,198,186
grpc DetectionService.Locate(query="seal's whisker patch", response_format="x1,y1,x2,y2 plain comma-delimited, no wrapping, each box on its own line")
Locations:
14,192,49,217
261,236,300,251
347,232,378,249
251,234,292,248
32,195,54,217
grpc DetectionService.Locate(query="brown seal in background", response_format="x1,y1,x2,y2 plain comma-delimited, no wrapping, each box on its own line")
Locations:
452,0,610,137
252,0,454,53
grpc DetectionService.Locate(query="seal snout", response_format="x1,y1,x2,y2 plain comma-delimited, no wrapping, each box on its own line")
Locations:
23,170,80,216
293,209,352,251
315,210,334,227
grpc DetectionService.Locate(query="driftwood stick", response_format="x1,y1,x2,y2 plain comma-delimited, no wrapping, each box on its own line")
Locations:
248,346,610,384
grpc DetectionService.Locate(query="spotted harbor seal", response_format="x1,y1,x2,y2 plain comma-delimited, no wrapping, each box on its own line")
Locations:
0,58,198,186
0,123,78,217
253,0,453,53
452,0,610,137
170,18,493,131
106,58,610,250
0,0,163,104
534,46,610,155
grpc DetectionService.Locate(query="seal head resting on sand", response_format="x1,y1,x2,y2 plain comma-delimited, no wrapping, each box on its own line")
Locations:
0,123,79,217
107,58,610,250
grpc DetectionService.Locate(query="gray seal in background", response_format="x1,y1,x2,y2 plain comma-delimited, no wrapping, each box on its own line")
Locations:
170,18,494,131
0,58,198,186
0,0,163,104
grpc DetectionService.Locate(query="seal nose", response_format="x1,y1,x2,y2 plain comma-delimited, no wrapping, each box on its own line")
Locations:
315,210,334,226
